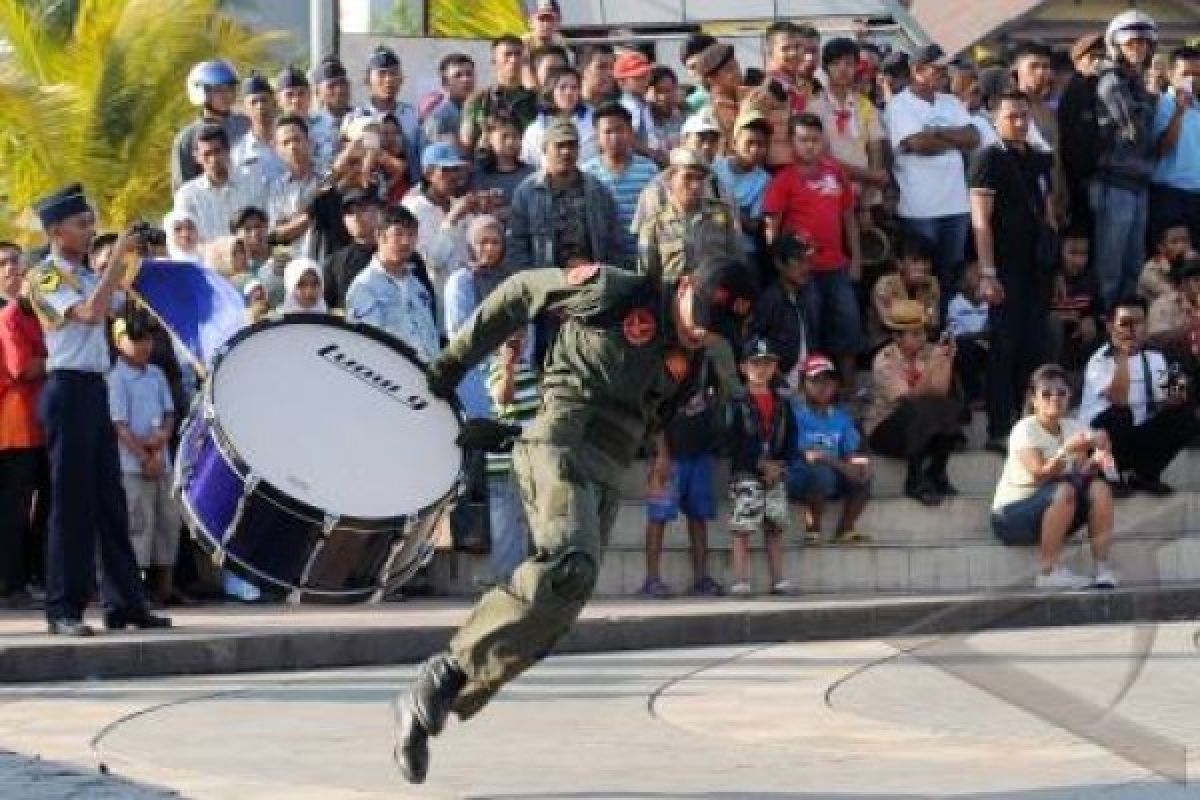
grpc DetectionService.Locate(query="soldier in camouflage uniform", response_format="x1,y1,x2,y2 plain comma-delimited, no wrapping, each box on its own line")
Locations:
393,256,758,784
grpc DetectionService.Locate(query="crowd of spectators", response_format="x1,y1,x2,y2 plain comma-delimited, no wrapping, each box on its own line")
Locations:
5,2,1200,611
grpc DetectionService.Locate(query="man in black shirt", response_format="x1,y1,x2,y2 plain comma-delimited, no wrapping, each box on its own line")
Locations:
750,232,813,390
322,189,382,310
970,90,1057,450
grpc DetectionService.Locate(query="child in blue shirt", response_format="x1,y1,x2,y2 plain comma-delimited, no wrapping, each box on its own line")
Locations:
713,112,771,275
787,353,872,545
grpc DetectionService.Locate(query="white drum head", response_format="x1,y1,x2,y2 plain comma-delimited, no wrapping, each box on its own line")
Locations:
210,319,462,520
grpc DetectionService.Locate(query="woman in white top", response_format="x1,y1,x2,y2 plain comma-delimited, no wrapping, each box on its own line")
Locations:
520,66,597,169
991,364,1118,590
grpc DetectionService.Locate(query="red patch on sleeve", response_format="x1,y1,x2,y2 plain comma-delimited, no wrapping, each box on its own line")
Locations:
664,348,691,384
565,263,600,285
623,308,657,346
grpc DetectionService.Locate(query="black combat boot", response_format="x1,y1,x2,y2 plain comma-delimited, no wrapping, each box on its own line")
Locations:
393,652,466,784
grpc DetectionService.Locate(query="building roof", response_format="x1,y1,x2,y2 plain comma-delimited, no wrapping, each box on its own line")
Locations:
909,0,1046,56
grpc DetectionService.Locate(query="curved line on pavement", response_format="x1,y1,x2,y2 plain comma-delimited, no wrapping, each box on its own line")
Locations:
644,642,778,720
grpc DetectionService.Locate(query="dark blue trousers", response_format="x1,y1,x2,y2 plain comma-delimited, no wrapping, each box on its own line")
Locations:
40,371,145,621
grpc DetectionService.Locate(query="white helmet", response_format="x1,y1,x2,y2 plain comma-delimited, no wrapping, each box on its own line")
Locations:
186,59,239,106
1106,10,1158,57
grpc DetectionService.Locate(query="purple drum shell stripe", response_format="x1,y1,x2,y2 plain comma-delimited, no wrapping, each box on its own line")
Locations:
181,424,244,549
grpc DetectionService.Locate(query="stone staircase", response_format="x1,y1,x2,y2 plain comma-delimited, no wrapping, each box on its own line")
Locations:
428,415,1200,597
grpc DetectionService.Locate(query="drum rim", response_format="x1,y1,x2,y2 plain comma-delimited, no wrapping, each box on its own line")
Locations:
197,312,465,530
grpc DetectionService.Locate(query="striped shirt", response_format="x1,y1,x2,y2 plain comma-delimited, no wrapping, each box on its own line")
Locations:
485,357,539,476
582,154,659,269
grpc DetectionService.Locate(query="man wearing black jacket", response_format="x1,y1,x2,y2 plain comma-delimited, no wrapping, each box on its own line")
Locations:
1057,33,1106,231
323,189,382,310
750,232,812,391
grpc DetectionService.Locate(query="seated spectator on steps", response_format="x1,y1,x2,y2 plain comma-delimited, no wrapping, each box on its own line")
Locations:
1147,254,1200,374
641,359,723,599
1048,229,1102,376
864,299,963,507
786,354,872,546
1079,294,1199,495
991,364,1118,590
869,233,940,350
946,261,990,411
1138,219,1192,305
726,336,799,597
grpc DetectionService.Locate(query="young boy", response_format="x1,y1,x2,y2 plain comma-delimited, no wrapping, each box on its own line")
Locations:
713,112,772,273
107,316,179,606
870,234,941,348
642,365,722,599
484,331,537,583
1049,230,1102,373
787,354,872,545
946,261,990,409
1139,221,1192,304
726,336,798,596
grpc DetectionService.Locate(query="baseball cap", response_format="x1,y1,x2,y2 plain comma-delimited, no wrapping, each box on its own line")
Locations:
692,257,758,331
911,44,950,68
1070,33,1106,62
421,141,469,172
533,0,560,17
802,353,838,379
544,118,580,146
742,335,779,362
681,109,720,137
693,43,736,78
614,51,652,80
733,108,771,134
668,147,710,172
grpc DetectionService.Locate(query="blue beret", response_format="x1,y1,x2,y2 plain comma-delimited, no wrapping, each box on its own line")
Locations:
367,46,401,71
35,184,92,228
276,66,309,89
242,72,273,96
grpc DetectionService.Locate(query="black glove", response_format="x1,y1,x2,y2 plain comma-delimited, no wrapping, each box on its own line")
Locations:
456,419,522,453
426,362,460,402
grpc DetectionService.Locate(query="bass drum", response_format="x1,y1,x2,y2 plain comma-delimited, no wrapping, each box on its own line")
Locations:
175,314,463,602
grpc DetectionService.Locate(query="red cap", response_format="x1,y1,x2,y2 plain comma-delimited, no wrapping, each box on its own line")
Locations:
614,51,653,80
802,353,837,379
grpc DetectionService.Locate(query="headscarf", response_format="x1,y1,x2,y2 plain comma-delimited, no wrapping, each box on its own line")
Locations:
281,257,328,313
465,214,507,299
163,209,202,262
204,235,244,277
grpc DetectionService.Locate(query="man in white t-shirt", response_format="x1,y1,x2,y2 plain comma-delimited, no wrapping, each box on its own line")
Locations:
1079,295,1198,494
885,44,979,307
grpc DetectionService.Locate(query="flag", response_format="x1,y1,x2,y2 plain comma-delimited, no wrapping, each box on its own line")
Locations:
129,259,245,369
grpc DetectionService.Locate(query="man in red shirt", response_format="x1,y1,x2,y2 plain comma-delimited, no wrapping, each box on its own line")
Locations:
764,113,863,381
0,242,48,608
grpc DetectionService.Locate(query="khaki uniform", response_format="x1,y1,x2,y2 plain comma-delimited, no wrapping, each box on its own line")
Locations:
637,196,741,286
426,265,700,718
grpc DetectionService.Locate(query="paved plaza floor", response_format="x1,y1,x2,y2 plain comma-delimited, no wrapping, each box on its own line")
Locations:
2,621,1199,798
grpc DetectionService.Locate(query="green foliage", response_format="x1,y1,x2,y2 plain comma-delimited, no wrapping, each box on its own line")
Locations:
372,0,422,36
0,0,284,243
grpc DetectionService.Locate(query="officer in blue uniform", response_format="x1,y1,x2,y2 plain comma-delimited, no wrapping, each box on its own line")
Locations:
27,185,171,636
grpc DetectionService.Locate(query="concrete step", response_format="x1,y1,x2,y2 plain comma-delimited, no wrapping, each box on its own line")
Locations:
602,493,1195,547
615,448,1200,502
432,527,1200,597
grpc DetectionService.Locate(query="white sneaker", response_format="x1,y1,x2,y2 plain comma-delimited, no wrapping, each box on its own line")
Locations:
1034,565,1090,590
770,580,799,596
729,581,752,597
1093,564,1119,589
